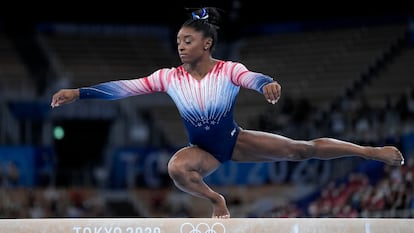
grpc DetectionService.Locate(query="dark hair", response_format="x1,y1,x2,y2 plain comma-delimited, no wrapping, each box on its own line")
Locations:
181,7,222,51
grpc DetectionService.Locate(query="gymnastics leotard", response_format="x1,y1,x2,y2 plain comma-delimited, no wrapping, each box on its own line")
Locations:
79,60,274,162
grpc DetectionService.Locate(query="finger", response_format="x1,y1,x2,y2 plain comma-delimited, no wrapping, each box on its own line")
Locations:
51,99,59,108
57,96,66,105
50,96,58,107
263,87,273,104
269,85,280,104
274,84,281,103
51,93,64,108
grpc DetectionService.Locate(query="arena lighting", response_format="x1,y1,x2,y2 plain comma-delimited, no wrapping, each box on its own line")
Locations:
53,125,65,140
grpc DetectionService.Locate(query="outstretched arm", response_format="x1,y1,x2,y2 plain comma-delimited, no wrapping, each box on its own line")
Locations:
238,73,281,104
230,62,281,104
50,80,139,108
50,69,170,108
50,79,155,108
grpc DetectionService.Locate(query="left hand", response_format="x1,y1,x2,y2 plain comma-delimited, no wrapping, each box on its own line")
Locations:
263,81,281,104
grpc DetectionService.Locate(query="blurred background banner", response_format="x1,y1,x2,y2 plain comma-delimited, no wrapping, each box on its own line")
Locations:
110,146,333,188
0,146,55,187
0,146,36,187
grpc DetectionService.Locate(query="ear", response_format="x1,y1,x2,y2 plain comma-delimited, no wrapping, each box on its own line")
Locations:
204,38,213,50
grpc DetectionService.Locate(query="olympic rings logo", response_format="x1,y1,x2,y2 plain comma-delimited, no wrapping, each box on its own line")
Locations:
180,222,226,233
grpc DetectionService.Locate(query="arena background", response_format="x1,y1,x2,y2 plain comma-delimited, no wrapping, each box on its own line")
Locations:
0,0,413,218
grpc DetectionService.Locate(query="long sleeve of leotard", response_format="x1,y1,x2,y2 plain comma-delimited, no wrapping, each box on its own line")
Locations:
229,62,275,93
78,69,169,100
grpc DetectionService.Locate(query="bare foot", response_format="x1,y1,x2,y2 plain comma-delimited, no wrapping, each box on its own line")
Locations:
211,194,230,218
370,146,404,166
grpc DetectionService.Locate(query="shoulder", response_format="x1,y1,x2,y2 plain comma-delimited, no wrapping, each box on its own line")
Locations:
149,66,183,77
217,60,248,72
220,60,242,66
222,60,248,70
220,61,249,77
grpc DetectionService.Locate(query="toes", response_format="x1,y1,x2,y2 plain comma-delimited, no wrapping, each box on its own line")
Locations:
391,158,404,166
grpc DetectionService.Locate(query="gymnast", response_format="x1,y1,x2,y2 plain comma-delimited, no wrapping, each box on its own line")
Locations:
51,7,405,218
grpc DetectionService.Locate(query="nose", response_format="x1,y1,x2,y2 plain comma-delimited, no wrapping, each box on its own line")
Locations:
178,43,184,52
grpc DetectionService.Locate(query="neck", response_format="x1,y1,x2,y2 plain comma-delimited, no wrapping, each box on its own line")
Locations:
184,56,217,78
183,57,217,73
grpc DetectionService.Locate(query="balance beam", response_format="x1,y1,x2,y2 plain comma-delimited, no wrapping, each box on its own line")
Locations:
0,218,412,233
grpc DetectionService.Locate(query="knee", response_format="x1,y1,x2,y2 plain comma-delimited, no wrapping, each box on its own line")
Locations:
288,140,316,160
167,158,186,180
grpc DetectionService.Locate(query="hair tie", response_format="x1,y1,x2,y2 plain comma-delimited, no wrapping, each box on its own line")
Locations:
191,8,209,20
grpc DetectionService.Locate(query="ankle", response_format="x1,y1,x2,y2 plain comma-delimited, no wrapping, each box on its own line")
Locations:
364,146,376,159
211,194,225,205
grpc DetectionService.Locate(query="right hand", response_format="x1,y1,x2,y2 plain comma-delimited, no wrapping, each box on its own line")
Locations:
263,81,281,104
50,89,80,108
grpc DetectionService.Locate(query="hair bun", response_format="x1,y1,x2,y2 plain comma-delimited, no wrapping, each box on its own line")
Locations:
191,8,209,20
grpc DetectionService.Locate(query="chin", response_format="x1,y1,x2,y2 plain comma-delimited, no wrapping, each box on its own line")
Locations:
180,58,191,64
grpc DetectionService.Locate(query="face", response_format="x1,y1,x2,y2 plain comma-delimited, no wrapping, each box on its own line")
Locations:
177,26,211,64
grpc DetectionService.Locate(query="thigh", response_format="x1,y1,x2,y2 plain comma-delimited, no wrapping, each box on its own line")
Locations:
170,146,222,177
232,129,299,162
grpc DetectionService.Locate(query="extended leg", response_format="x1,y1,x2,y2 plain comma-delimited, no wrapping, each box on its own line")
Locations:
168,146,230,218
232,129,404,166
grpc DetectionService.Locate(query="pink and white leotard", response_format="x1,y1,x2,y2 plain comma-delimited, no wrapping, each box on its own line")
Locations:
79,60,274,162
